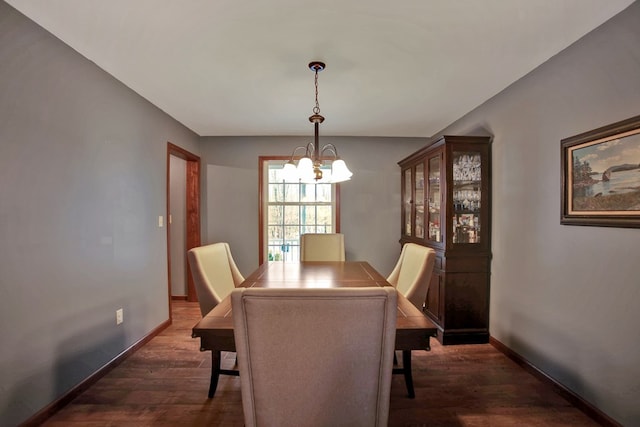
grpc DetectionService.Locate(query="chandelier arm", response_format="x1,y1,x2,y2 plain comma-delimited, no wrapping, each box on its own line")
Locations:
287,145,310,161
320,143,339,159
306,141,316,158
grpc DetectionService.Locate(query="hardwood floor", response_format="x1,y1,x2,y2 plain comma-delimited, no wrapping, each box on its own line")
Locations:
40,301,600,427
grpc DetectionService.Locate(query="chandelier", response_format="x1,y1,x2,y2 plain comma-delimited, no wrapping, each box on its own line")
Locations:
282,61,353,183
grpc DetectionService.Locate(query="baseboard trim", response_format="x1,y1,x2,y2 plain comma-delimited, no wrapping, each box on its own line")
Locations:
489,336,621,427
21,318,172,427
171,295,188,301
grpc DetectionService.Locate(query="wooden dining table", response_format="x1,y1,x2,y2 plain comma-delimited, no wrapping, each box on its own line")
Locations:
192,261,438,398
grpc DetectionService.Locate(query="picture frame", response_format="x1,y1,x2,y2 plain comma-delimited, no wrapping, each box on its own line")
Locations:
561,114,640,228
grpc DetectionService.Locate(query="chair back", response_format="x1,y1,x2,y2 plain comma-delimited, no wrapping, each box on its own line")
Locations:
300,233,345,261
232,287,397,427
187,242,244,316
387,243,436,310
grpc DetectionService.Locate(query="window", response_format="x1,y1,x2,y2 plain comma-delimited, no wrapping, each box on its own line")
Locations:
259,158,340,263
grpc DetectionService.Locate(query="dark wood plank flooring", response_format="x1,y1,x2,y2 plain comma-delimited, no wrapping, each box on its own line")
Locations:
40,301,600,426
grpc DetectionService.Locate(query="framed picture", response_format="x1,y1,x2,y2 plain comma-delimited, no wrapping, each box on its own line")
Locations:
561,115,640,228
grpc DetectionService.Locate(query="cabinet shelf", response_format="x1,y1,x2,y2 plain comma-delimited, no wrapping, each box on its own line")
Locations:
399,135,492,345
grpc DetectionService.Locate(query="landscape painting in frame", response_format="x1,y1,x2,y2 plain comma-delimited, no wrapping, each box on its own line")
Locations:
561,115,640,228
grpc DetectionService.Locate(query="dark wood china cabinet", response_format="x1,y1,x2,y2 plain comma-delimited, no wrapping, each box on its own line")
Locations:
399,135,492,345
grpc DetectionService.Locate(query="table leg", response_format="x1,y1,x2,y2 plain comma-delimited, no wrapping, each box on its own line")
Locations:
208,350,221,398
402,350,415,399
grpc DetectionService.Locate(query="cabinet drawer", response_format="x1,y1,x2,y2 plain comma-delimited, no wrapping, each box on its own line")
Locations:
442,255,489,272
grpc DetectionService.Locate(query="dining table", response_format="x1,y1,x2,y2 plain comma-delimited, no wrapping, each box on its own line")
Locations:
192,260,438,398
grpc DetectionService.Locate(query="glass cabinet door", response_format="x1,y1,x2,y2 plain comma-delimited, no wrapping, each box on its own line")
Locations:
403,168,412,236
414,163,425,239
427,155,441,242
452,151,482,244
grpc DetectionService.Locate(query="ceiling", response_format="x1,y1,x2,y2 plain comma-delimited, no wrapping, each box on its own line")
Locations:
6,0,635,137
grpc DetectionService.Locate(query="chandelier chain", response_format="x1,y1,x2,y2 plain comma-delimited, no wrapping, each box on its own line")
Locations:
313,69,321,115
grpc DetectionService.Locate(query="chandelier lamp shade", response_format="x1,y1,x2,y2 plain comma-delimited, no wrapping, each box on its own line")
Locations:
282,61,353,183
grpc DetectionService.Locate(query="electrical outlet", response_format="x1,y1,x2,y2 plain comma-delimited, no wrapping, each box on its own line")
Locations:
158,215,164,227
116,308,123,325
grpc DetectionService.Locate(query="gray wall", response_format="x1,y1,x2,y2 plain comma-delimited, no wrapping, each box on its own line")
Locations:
199,136,426,277
437,2,640,425
0,2,199,425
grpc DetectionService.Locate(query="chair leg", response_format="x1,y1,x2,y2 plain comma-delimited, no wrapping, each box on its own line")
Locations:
393,351,398,366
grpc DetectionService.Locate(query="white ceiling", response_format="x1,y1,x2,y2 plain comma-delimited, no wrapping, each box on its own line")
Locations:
6,0,635,137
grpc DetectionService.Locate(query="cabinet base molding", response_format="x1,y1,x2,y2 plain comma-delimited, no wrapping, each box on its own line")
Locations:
430,321,490,345
439,330,489,345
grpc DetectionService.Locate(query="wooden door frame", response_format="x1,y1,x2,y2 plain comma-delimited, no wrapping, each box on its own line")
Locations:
167,143,201,319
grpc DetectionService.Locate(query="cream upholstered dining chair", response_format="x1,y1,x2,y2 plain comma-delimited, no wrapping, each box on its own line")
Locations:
187,242,244,397
232,287,397,427
387,243,436,381
387,243,436,311
300,232,345,261
187,242,244,316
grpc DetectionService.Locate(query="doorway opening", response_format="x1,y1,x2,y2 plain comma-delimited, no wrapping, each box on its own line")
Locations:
167,143,201,321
